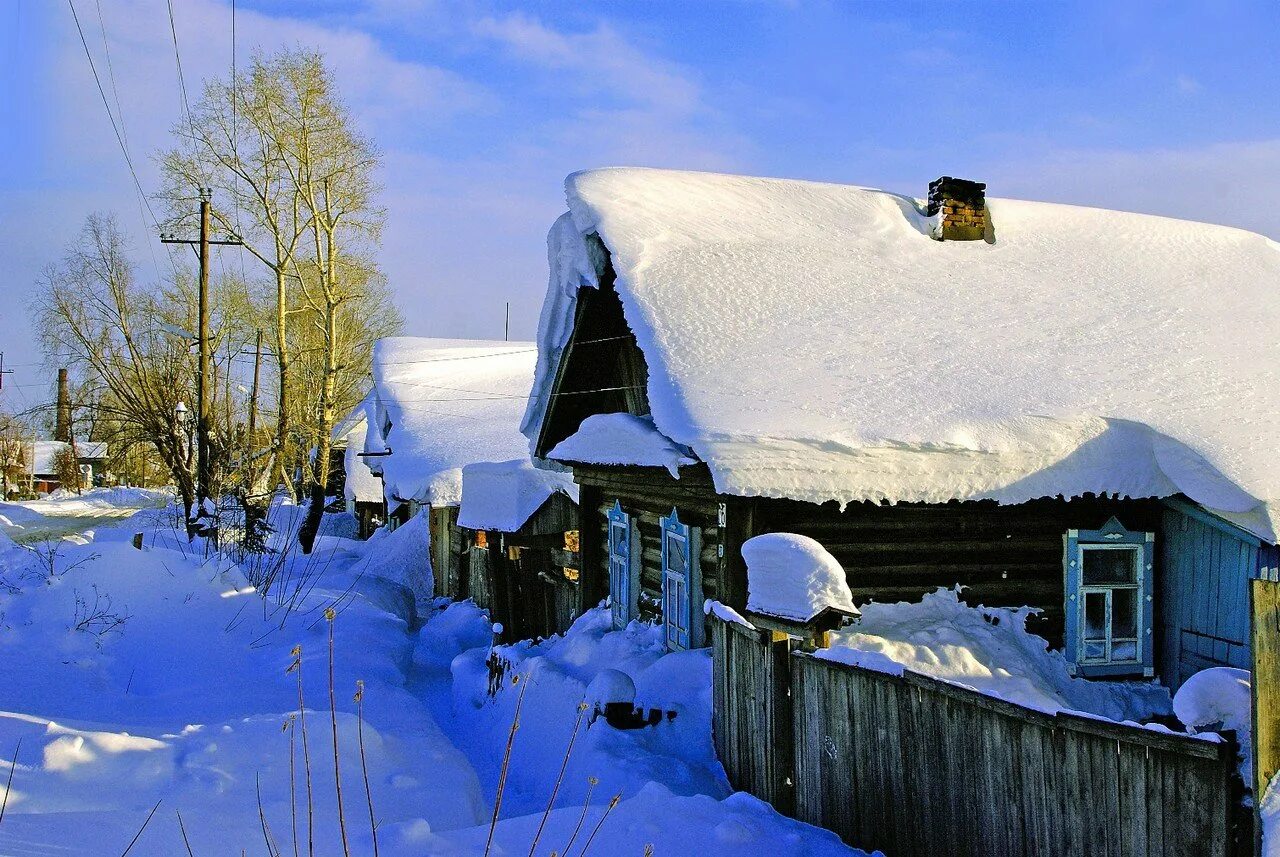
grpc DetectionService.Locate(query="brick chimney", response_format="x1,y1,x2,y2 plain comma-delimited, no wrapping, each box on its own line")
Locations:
927,176,987,241
55,367,71,443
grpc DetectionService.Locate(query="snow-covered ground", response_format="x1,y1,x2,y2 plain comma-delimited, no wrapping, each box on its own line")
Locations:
0,487,172,544
0,496,866,856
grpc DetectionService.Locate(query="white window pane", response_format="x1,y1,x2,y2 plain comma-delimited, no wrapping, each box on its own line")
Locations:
1112,641,1138,662
1084,641,1106,660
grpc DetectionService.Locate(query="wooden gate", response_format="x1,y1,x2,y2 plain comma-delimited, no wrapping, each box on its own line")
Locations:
710,615,794,814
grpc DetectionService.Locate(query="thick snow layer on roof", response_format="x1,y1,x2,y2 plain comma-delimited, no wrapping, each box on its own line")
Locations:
526,167,1280,542
743,533,857,622
548,413,695,477
367,337,537,507
30,441,107,475
457,458,578,532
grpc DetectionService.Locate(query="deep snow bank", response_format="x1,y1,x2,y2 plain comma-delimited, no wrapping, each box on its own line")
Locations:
448,607,725,815
0,518,484,854
820,588,1171,722
423,602,870,856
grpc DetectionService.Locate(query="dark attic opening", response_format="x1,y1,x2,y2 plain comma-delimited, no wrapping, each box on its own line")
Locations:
535,241,652,458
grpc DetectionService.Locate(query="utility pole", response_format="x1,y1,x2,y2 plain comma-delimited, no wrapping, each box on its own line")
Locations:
162,188,242,523
0,353,12,390
247,329,262,442
504,302,510,341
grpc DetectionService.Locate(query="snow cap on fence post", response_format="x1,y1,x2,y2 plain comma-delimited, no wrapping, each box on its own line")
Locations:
742,533,857,649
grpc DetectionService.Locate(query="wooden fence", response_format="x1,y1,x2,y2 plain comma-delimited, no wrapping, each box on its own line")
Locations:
709,613,1248,857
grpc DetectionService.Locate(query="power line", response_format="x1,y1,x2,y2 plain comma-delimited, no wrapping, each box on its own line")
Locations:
91,0,164,286
65,0,161,229
165,0,196,140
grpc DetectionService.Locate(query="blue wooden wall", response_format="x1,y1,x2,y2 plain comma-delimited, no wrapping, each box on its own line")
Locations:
1158,500,1280,690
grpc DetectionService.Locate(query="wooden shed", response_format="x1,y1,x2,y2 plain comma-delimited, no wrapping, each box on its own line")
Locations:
454,459,581,641
361,337,539,607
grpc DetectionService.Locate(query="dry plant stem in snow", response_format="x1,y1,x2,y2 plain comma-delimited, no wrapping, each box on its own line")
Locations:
287,645,315,857
484,673,531,857
575,793,622,857
285,717,299,857
527,701,589,857
560,776,598,857
118,799,162,856
257,772,282,857
0,737,20,825
325,607,351,857
355,680,379,857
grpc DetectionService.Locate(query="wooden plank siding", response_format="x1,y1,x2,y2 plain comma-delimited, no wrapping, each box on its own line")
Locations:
576,464,722,626
1252,579,1280,815
751,495,1165,649
710,613,1244,857
1160,501,1279,690
710,617,795,814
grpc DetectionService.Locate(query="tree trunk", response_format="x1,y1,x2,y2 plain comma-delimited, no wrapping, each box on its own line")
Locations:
272,266,294,501
298,301,339,554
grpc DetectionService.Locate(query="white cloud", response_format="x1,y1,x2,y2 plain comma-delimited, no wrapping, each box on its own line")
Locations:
473,12,700,114
1176,74,1203,95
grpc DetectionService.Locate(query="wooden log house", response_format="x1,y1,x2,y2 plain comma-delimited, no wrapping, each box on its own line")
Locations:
361,337,541,607
521,167,1280,697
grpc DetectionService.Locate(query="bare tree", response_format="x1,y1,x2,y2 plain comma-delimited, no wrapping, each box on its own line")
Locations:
50,445,84,495
160,48,397,552
0,412,31,498
32,214,207,516
160,52,311,501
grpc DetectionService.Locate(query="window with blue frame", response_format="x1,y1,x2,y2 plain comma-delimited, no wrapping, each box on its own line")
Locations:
1064,517,1155,678
607,501,633,629
660,508,702,651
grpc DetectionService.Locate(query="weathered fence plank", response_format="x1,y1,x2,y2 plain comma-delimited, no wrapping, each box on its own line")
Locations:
707,613,1243,857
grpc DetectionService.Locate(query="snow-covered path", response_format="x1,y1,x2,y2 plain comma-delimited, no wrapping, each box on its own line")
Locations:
0,499,866,856
0,488,171,544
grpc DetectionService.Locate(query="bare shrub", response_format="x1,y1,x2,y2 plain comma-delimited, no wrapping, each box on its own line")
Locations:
70,584,130,644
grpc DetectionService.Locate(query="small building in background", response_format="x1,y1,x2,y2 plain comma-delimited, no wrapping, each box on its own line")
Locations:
28,440,108,495
362,337,547,608
456,458,580,641
331,397,384,538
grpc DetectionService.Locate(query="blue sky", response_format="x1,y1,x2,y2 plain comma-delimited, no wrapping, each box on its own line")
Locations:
2,0,1279,410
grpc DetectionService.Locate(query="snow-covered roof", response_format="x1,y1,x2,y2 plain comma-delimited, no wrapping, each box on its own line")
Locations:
30,440,107,475
331,395,370,444
525,167,1280,542
548,413,695,478
743,533,857,623
333,397,382,504
457,459,578,532
366,337,537,507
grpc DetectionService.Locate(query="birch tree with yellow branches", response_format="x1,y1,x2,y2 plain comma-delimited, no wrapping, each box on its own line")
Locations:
160,48,400,552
